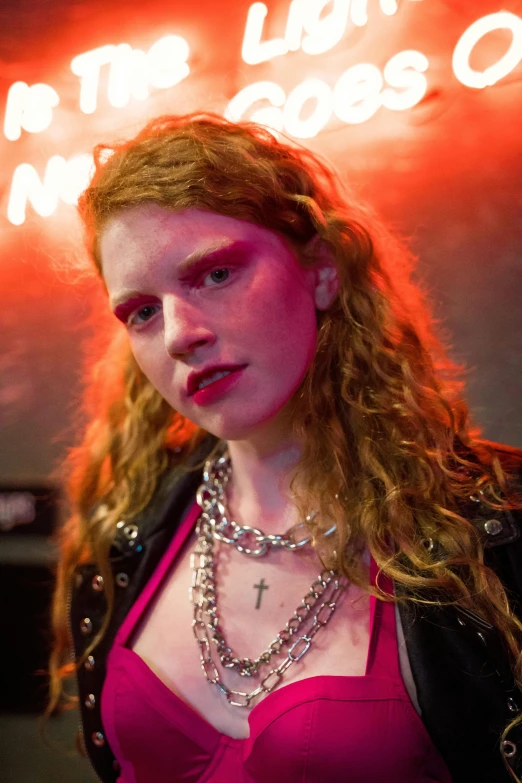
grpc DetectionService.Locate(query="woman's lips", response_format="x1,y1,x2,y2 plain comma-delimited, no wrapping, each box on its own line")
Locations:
192,366,246,406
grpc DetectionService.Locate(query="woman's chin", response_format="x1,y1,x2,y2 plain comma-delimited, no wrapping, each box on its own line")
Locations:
199,409,294,447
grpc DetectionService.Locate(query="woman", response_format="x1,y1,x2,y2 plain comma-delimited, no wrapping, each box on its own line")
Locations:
48,113,522,783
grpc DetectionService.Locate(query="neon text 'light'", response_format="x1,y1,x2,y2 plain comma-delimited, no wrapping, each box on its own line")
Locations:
227,50,429,137
71,35,190,114
242,0,415,65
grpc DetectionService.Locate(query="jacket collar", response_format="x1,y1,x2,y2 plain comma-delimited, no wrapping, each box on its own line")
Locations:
110,433,218,558
108,434,520,557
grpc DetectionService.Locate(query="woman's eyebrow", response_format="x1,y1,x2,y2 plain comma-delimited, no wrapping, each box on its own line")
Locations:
176,239,250,277
110,240,251,310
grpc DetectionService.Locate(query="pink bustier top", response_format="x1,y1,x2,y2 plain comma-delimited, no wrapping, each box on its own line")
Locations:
101,502,453,783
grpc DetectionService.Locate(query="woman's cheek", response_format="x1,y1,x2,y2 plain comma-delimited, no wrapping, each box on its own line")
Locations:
130,342,164,390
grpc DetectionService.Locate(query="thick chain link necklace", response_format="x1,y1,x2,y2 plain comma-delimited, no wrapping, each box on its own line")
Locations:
196,447,337,556
190,446,348,708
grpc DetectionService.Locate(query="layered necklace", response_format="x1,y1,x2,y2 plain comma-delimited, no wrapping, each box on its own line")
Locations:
190,445,348,709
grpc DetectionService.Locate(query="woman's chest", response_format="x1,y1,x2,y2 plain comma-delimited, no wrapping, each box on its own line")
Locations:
128,532,371,738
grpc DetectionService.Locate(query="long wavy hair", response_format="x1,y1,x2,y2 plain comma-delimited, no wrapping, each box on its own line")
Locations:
48,113,522,761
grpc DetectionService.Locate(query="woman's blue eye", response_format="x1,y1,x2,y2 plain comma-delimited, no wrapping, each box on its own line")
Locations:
133,305,158,324
208,268,230,284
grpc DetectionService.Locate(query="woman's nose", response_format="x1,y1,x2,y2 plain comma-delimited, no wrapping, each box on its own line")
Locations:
162,296,216,358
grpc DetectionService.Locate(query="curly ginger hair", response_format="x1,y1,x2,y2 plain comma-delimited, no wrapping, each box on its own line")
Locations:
47,113,522,764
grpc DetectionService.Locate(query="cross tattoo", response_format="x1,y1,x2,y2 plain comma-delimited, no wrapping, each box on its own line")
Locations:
253,578,269,609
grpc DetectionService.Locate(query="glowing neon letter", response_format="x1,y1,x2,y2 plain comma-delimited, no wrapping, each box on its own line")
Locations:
107,44,135,109
350,0,369,27
72,36,190,113
7,157,65,225
381,50,428,110
242,2,289,65
300,0,351,56
285,0,306,52
3,81,60,141
283,78,332,138
242,0,403,64
350,0,399,27
58,153,95,206
146,35,190,89
380,0,398,15
226,81,286,130
333,63,383,124
123,48,150,102
7,154,94,225
71,45,117,114
452,11,522,88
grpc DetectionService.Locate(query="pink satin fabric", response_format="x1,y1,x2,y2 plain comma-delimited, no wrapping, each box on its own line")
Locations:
101,502,452,783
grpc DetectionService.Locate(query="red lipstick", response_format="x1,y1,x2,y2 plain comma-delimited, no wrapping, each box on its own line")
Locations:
190,366,246,406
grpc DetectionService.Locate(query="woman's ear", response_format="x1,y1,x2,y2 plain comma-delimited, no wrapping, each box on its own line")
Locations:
303,235,339,311
315,265,339,310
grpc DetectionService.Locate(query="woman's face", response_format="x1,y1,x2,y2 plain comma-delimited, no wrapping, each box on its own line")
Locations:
100,205,336,443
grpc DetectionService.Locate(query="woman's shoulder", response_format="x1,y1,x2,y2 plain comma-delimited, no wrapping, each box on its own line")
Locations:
472,437,522,472
107,433,219,555
478,435,522,509
453,436,522,541
454,435,522,473
459,439,522,609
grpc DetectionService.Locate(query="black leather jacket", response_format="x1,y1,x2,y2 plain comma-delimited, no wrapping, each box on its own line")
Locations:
69,436,522,783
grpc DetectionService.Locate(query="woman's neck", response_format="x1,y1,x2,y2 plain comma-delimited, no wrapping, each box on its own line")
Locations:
225,436,303,534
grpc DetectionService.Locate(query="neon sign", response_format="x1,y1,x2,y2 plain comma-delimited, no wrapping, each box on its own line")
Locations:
242,0,410,65
7,154,94,226
4,82,60,142
71,35,190,114
452,11,522,88
4,6,522,225
226,50,429,135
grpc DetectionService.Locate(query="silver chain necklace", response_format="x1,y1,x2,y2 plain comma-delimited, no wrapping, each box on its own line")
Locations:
196,447,337,557
190,447,348,708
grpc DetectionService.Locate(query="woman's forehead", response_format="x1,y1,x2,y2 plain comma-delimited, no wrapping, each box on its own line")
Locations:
100,204,280,254
99,204,300,289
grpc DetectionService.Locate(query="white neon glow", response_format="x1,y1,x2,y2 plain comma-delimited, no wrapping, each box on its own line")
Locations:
333,63,383,124
107,43,134,109
452,11,522,88
350,0,369,27
283,78,333,138
300,0,351,56
242,3,288,65
242,0,407,64
71,45,117,114
285,0,306,52
7,153,94,225
381,50,428,110
71,36,190,114
225,81,286,126
3,81,60,141
127,49,150,102
8,157,64,225
351,0,401,27
228,46,428,137
147,35,190,89
380,0,398,15
58,153,95,205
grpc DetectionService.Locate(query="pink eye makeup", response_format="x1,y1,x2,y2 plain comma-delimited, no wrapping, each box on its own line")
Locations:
112,268,231,326
113,296,159,324
110,239,253,325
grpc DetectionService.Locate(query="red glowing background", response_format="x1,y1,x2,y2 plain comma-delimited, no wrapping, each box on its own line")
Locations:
0,0,521,482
